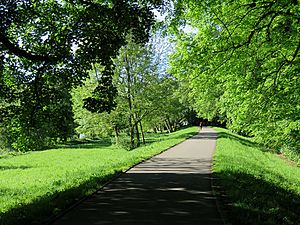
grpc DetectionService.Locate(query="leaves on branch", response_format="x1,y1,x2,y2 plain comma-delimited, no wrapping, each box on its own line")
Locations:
0,0,164,151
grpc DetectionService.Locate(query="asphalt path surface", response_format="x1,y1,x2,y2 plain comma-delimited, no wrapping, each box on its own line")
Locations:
51,127,223,225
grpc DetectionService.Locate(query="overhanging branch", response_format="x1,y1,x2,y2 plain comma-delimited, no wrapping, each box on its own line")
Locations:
0,32,57,62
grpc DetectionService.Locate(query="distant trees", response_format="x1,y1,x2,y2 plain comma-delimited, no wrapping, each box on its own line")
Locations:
170,0,300,154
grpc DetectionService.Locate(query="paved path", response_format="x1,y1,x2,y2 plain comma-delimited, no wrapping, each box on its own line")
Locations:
51,127,223,225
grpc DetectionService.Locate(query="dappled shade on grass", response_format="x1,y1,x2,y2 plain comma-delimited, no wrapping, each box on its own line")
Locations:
213,128,300,225
215,171,299,225
58,139,113,149
0,173,116,225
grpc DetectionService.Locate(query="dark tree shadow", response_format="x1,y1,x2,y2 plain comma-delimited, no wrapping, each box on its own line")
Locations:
217,131,261,148
0,165,31,170
1,155,298,225
0,173,119,225
50,172,223,225
213,171,300,225
189,132,218,140
215,130,299,224
57,139,113,149
137,130,198,145
0,157,221,225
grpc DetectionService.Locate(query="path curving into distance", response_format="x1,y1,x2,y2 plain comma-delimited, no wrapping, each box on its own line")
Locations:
51,127,223,225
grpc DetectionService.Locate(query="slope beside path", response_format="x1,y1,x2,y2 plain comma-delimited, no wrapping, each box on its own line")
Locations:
51,127,223,225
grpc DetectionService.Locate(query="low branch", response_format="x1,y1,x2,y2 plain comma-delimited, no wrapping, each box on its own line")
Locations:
289,40,300,63
0,32,57,62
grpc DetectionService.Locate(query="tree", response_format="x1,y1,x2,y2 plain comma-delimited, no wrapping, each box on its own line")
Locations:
72,68,130,141
169,0,300,152
112,35,157,148
113,33,193,147
0,0,165,151
142,74,191,133
74,31,191,149
72,71,114,139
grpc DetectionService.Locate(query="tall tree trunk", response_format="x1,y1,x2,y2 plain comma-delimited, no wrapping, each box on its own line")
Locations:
125,57,134,149
129,124,134,148
167,118,173,132
135,122,140,147
139,121,145,144
164,120,171,133
114,125,119,144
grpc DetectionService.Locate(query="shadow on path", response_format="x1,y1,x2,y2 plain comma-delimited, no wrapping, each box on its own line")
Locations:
189,131,218,140
53,172,221,225
52,128,223,225
0,128,222,225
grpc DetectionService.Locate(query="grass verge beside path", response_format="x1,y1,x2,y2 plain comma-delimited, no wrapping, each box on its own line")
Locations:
213,127,300,225
0,126,198,225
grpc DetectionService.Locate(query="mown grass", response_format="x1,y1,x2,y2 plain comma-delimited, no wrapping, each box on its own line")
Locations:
0,126,198,225
213,127,300,225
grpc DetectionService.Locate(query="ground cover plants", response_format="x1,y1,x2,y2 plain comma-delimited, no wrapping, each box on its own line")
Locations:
213,127,300,225
0,126,198,225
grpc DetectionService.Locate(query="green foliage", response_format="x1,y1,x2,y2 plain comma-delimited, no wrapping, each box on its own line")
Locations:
0,0,165,151
213,127,300,225
169,0,300,156
0,79,75,151
0,126,198,225
72,72,115,139
76,33,191,149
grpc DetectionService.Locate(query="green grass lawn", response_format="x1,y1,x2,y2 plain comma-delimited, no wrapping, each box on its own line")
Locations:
213,127,300,225
0,126,198,225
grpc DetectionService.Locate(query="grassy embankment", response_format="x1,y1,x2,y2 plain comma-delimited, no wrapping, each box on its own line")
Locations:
213,127,300,225
0,126,198,225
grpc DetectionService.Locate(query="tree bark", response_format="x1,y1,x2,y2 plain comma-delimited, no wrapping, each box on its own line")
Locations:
125,56,134,149
164,120,171,133
139,121,145,144
153,127,157,133
167,118,173,132
135,122,140,147
114,125,119,144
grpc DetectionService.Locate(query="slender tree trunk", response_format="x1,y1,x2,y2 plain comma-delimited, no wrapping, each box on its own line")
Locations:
167,118,173,132
173,122,178,132
129,124,134,148
139,121,145,144
135,122,140,147
164,120,171,133
114,126,119,144
125,56,134,149
128,111,134,149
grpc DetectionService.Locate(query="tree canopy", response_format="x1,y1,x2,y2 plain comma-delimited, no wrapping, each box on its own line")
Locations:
73,33,191,149
0,0,166,150
0,0,299,154
169,0,300,152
